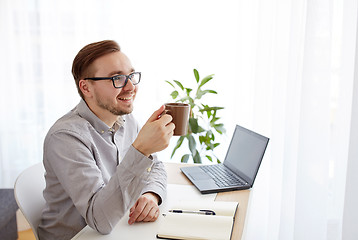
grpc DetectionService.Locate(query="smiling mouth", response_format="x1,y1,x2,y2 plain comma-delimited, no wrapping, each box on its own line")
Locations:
118,97,132,100
118,94,134,101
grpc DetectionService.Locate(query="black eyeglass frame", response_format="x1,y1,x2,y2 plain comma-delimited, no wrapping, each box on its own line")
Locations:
84,72,141,89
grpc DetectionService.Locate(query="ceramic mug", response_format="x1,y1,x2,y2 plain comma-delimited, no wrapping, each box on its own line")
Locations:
164,103,190,136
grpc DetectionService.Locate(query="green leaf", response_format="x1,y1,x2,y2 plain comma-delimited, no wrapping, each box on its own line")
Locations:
181,154,190,163
194,69,200,83
193,152,202,163
189,118,204,134
177,96,191,104
188,118,198,133
213,124,225,134
201,106,212,118
211,132,215,141
210,117,219,124
170,90,179,99
207,89,217,94
199,74,214,88
206,130,214,140
165,80,175,88
185,88,193,96
212,110,217,118
170,136,185,158
189,98,195,109
173,80,184,91
207,111,212,118
198,126,205,133
188,134,197,155
196,89,218,99
200,136,209,146
199,106,224,113
206,155,213,162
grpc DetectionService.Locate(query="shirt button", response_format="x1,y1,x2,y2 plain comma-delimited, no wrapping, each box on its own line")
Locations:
147,167,151,172
101,130,104,133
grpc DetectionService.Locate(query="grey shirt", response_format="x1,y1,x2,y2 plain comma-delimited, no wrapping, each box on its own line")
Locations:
38,100,167,240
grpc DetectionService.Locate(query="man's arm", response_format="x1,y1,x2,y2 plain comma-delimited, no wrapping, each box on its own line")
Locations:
45,134,155,234
44,106,173,234
128,153,167,224
128,105,173,224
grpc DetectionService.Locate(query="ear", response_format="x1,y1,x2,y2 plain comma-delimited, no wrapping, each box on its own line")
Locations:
79,79,93,98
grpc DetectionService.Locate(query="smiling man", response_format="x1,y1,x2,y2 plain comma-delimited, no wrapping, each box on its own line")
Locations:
38,40,174,240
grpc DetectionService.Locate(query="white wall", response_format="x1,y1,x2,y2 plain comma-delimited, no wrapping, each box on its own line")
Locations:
342,6,358,238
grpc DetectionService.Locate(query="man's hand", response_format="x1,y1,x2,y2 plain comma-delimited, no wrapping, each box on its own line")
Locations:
132,105,175,157
128,192,160,225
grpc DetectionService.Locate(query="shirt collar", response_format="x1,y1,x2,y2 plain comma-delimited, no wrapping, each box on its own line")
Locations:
77,99,125,134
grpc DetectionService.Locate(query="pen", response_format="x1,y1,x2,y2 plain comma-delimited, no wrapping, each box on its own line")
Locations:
169,209,216,215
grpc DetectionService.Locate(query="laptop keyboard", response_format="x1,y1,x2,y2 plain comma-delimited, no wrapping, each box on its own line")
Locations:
200,164,248,188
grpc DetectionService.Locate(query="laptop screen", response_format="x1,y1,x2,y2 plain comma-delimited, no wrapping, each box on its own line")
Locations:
223,125,269,185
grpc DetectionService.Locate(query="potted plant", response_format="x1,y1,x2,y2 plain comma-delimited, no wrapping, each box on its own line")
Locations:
166,69,225,163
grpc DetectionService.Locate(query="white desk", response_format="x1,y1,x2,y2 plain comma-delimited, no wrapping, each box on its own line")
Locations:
72,163,250,240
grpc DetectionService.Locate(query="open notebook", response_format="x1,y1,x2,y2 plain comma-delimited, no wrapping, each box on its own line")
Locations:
157,201,238,240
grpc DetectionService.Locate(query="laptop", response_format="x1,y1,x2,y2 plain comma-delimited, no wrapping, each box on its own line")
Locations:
181,124,269,194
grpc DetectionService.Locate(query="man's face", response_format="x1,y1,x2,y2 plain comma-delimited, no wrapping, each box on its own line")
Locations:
89,51,138,116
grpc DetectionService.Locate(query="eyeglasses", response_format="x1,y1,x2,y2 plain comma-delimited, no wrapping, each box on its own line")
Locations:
84,72,141,88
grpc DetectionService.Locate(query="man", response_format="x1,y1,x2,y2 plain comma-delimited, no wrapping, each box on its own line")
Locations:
38,40,174,239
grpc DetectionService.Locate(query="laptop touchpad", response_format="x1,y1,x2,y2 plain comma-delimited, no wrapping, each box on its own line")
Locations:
189,172,211,180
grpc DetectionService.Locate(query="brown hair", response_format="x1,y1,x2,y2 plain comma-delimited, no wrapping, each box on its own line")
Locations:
72,40,121,99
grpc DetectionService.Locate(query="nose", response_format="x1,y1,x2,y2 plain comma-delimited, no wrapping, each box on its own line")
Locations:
123,77,135,91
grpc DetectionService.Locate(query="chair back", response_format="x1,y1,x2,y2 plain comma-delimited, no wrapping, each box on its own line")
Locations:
14,163,46,240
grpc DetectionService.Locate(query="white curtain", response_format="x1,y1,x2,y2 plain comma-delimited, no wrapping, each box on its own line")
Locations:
240,0,358,239
0,0,357,239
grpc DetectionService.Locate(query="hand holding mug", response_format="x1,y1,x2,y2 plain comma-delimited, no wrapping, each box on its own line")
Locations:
132,105,175,157
164,103,190,136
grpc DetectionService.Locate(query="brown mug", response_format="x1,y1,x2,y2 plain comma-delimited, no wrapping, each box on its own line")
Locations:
164,103,190,136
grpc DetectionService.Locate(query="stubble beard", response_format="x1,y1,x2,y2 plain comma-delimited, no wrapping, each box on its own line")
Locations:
96,95,134,116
